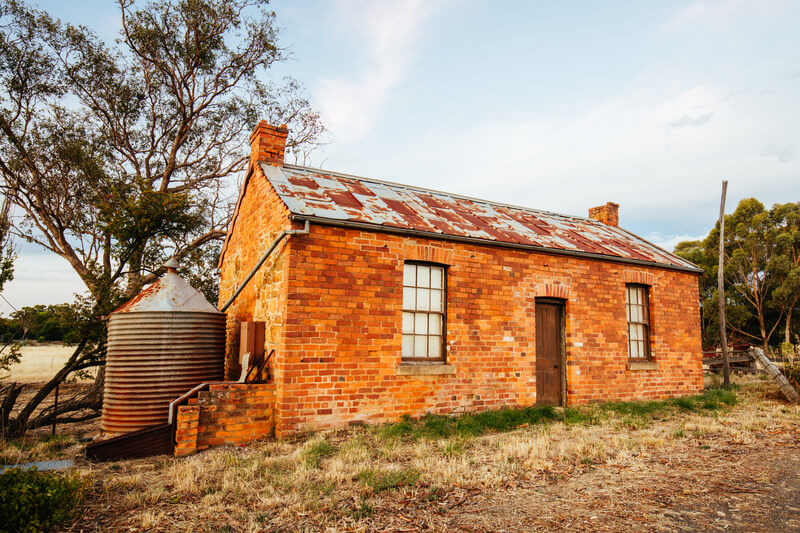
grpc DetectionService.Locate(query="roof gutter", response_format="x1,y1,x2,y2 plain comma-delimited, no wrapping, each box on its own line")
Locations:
289,214,703,274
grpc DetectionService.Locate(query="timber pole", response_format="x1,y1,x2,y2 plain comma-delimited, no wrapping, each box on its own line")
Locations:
718,180,730,387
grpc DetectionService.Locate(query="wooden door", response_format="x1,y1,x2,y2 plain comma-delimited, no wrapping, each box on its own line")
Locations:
535,301,563,406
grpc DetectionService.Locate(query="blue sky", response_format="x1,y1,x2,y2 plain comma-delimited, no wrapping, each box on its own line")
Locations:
2,0,799,313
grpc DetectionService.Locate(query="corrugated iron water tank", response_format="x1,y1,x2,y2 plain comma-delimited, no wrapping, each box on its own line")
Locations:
101,259,225,434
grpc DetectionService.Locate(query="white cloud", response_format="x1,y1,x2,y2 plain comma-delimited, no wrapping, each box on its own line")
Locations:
0,250,86,315
645,233,708,253
662,0,785,33
315,0,442,141
390,78,798,232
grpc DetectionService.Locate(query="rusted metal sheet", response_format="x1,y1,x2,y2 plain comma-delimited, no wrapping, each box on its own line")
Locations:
102,264,225,435
85,423,173,461
262,164,698,271
113,268,220,314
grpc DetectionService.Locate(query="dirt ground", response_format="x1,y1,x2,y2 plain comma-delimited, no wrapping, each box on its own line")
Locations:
376,428,800,532
4,374,794,533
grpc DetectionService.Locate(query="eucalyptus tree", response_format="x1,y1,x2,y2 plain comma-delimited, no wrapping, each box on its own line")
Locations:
0,0,325,435
771,202,800,345
696,199,792,356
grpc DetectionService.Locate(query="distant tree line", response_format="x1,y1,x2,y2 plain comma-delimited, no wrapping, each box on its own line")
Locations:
0,304,80,343
675,199,800,354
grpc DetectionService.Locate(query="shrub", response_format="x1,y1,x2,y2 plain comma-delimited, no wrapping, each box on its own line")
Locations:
0,467,87,533
784,359,800,392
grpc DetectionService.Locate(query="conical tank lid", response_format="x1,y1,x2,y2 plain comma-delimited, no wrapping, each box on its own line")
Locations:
112,260,221,314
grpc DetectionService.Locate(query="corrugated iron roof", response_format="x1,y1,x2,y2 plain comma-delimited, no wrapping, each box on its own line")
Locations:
113,270,221,314
261,163,699,272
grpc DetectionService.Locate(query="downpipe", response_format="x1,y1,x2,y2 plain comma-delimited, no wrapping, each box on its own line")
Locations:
219,220,310,312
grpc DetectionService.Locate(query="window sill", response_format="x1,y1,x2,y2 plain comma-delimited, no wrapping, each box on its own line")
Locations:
628,360,658,371
396,364,456,376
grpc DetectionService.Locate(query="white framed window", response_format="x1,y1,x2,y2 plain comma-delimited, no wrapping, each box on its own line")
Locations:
401,263,446,361
626,284,651,360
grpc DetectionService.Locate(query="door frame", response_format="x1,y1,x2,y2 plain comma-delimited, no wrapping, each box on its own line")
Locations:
534,297,567,407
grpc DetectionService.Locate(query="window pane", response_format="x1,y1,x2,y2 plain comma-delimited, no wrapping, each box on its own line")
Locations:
403,264,416,286
630,340,640,358
402,335,414,357
417,288,430,311
403,287,416,309
414,313,428,334
430,289,442,312
402,312,414,334
630,305,642,322
429,314,441,334
428,336,442,358
430,267,443,289
414,335,427,356
417,265,430,287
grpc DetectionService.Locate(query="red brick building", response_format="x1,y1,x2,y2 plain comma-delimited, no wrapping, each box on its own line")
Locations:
218,122,704,437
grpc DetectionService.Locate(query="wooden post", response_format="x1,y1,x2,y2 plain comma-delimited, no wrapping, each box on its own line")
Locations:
718,180,731,387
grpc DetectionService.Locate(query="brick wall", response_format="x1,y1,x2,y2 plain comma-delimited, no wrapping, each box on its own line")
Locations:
218,163,292,380
274,224,703,435
174,383,275,456
217,157,702,439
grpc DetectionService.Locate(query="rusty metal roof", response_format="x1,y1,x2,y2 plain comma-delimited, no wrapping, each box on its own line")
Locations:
261,163,699,272
113,270,221,314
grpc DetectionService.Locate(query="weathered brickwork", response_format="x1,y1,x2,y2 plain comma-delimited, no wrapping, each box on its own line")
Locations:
270,225,703,435
174,405,200,457
174,383,275,456
218,125,703,439
218,162,291,380
588,202,620,227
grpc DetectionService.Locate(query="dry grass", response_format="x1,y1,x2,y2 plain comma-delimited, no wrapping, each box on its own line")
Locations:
57,374,800,532
3,343,87,382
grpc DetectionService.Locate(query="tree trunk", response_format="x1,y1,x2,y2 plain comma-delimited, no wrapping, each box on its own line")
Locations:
5,339,88,437
25,368,104,430
758,309,771,360
786,307,793,346
126,245,145,299
1,382,24,437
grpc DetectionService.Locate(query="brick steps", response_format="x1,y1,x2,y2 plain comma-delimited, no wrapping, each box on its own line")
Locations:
174,383,276,456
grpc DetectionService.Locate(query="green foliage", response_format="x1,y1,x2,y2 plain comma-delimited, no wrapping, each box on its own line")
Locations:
302,438,335,468
0,467,87,533
0,0,326,308
0,245,14,294
378,405,560,441
356,467,420,493
674,199,800,350
0,304,79,343
440,440,465,458
563,407,599,425
784,359,800,392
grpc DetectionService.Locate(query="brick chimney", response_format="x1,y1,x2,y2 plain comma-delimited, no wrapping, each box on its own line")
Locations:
250,121,288,167
588,202,619,227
